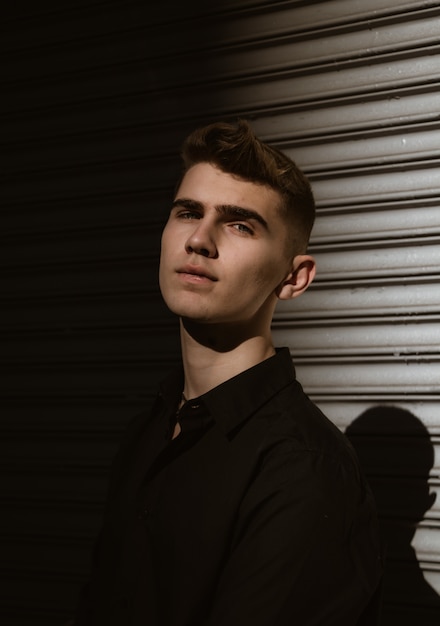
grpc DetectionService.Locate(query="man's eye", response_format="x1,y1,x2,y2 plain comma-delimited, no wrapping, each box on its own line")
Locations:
233,223,253,235
178,211,200,220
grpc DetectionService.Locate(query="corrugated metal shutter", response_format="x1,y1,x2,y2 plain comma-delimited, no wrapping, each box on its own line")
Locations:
2,1,439,624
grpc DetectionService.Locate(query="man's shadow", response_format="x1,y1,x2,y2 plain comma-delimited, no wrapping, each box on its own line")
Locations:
345,406,440,625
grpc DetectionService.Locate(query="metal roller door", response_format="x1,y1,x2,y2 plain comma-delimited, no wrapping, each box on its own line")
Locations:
2,1,439,623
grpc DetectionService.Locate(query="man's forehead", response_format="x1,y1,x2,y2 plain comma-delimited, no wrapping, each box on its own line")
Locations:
177,162,282,210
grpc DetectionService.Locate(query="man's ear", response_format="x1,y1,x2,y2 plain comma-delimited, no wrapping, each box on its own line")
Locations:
276,255,316,301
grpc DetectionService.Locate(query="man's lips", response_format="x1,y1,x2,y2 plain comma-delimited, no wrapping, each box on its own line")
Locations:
176,265,218,281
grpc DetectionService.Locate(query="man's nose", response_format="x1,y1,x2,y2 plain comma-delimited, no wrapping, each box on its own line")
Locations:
185,221,218,258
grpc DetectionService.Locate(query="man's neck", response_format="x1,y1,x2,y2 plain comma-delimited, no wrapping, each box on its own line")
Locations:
179,318,276,399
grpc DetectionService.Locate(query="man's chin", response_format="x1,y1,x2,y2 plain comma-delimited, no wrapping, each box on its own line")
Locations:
179,313,215,325
163,297,215,324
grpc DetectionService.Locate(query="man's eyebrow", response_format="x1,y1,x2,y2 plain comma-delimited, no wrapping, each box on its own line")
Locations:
172,198,204,211
216,204,268,229
171,199,269,230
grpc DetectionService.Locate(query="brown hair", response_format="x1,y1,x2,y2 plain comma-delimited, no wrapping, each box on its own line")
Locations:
180,119,315,254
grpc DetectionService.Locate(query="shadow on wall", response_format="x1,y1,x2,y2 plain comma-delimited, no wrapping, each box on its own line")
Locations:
346,406,440,626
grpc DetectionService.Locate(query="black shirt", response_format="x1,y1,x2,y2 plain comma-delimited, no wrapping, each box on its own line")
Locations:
75,348,383,625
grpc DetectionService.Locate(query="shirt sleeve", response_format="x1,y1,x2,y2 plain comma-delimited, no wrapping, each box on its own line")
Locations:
204,445,383,626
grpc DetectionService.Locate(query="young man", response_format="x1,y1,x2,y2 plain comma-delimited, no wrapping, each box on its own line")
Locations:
74,121,383,625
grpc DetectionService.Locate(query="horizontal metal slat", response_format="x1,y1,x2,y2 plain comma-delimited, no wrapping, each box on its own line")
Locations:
275,277,440,319
1,223,162,267
0,400,149,433
272,317,440,357
3,125,162,175
1,326,180,360
312,200,440,244
1,290,173,330
1,191,168,232
311,161,440,205
252,86,440,141
284,124,440,171
1,155,176,203
2,59,160,115
311,238,440,280
412,524,440,561
1,94,155,143
294,356,440,394
0,435,119,469
2,1,150,52
1,359,173,396
1,257,158,295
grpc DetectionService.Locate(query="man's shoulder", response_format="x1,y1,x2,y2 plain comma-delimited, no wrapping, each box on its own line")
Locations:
253,379,358,471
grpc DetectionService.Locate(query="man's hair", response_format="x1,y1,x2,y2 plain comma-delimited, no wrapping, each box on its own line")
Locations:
180,119,315,255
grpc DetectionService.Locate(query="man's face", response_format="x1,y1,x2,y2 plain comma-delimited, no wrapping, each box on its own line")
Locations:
159,162,294,327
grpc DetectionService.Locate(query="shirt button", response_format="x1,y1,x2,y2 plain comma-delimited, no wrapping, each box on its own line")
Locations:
137,507,150,519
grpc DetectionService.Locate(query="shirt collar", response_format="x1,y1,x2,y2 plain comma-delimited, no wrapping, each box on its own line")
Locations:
203,347,296,435
158,347,296,437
